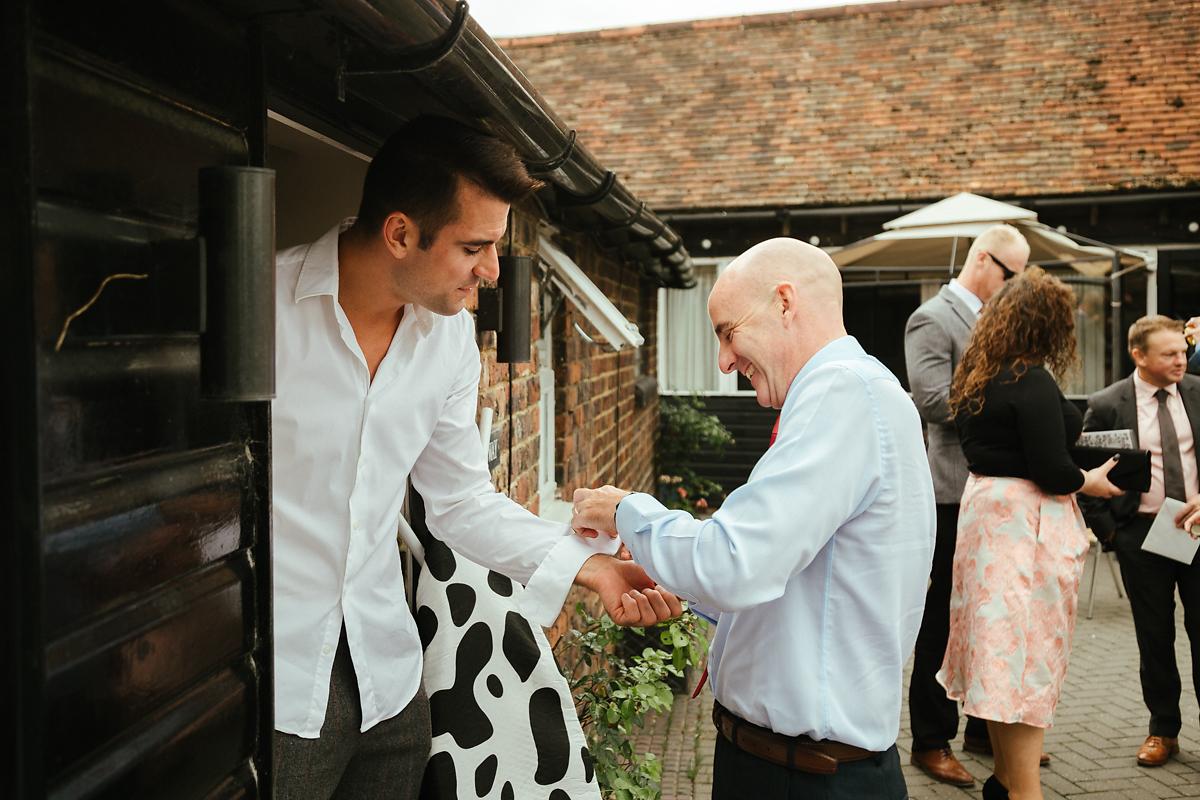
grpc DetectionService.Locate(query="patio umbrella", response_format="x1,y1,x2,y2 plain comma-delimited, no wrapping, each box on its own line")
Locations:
832,192,1152,389
831,192,1145,277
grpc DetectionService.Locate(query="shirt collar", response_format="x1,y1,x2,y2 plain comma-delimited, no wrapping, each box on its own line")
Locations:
1133,370,1178,400
782,335,865,411
946,279,983,315
293,217,437,337
294,219,352,303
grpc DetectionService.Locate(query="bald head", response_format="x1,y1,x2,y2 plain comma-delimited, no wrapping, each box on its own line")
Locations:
713,237,843,316
707,238,848,409
958,223,1029,302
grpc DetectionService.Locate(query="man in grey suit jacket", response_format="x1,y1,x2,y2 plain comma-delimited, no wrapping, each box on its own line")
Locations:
904,225,1030,786
1081,316,1200,768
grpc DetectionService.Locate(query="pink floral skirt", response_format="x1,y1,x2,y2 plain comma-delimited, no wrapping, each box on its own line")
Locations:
936,474,1090,728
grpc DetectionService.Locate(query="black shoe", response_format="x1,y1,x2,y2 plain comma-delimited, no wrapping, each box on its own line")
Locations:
982,774,1009,800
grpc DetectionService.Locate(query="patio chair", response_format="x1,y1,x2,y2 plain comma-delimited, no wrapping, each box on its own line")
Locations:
1085,528,1123,620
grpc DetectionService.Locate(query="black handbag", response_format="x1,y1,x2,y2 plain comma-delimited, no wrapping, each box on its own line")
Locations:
1069,446,1152,493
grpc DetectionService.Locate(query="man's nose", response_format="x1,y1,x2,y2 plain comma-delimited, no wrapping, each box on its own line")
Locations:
716,342,735,374
477,247,500,282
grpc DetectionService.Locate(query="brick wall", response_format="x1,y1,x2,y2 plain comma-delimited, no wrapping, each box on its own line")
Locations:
471,206,662,642
475,207,661,507
553,243,660,500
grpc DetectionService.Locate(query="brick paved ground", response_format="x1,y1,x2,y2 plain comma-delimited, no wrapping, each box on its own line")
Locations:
635,547,1200,799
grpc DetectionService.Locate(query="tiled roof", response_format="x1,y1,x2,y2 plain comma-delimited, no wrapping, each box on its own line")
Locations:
499,0,1200,210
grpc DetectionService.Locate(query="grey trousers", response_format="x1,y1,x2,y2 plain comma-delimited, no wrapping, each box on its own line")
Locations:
274,630,432,800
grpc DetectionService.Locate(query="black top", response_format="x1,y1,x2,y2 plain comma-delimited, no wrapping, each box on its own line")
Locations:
956,364,1085,495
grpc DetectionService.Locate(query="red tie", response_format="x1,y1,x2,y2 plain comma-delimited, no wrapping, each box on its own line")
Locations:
692,414,782,699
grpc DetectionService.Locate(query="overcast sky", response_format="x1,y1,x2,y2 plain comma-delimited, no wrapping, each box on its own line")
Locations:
469,0,889,38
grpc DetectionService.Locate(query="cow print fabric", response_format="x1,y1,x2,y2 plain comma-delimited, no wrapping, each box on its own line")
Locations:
417,534,599,800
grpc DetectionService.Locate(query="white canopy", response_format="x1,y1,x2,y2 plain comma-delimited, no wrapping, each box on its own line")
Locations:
832,192,1145,277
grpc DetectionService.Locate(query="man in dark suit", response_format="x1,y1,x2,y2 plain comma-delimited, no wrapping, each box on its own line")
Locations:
1082,315,1200,767
903,224,1030,786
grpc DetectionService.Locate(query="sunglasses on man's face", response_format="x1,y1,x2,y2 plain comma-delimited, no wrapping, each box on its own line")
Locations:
986,251,1018,281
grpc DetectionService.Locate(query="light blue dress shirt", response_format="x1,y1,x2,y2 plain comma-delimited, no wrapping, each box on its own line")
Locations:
946,278,983,316
618,336,935,751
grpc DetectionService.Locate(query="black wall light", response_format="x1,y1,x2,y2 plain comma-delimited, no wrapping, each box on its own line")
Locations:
198,166,276,400
476,254,533,363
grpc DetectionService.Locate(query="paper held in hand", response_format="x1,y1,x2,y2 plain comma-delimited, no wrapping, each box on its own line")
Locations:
1077,429,1136,449
1142,498,1200,565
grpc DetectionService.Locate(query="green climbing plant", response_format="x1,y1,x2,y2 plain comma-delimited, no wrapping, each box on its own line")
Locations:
555,604,709,800
658,395,735,511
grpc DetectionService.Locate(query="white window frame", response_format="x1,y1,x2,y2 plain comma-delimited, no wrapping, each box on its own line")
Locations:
657,257,757,396
536,326,562,515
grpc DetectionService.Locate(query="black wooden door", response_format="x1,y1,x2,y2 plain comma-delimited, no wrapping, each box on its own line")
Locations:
5,2,273,797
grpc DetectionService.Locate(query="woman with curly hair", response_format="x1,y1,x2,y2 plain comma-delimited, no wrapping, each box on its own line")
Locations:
936,267,1122,800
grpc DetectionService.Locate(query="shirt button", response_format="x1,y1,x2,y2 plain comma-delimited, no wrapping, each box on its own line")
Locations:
322,644,332,656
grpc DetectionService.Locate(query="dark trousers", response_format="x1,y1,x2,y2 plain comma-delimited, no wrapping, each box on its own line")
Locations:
908,503,988,751
274,630,432,800
1115,516,1200,738
712,736,907,800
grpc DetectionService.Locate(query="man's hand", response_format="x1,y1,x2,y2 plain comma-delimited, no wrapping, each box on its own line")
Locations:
575,554,683,626
572,485,630,539
1185,316,1200,346
1175,497,1200,538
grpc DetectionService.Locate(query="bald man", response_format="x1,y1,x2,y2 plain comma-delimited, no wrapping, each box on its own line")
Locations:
571,239,935,799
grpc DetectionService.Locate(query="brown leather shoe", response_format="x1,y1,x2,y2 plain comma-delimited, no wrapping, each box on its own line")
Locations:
910,747,975,787
962,734,1051,765
1136,735,1179,767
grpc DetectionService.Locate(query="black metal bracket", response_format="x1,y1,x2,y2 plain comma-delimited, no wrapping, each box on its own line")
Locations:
600,202,677,269
602,200,647,232
524,130,577,174
540,283,567,332
336,0,470,102
557,170,617,207
653,238,686,259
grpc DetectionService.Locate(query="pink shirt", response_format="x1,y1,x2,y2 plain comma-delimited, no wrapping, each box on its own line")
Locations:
1134,372,1199,513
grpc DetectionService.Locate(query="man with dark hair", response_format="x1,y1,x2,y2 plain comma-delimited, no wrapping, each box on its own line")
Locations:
351,114,542,250
1082,314,1200,768
271,115,681,799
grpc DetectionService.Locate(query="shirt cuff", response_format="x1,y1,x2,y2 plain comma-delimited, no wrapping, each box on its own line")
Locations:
616,491,666,533
518,529,619,627
615,492,704,607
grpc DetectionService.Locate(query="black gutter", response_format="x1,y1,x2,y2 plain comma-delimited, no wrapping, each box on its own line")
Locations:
321,0,695,288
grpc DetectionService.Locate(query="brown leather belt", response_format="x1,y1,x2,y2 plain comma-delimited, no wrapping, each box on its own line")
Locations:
712,702,880,775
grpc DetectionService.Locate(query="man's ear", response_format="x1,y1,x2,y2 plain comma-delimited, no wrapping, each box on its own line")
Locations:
777,282,798,326
382,212,416,260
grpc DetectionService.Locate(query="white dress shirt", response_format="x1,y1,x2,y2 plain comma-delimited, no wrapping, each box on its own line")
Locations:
1133,371,1199,513
272,221,608,737
617,336,935,751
